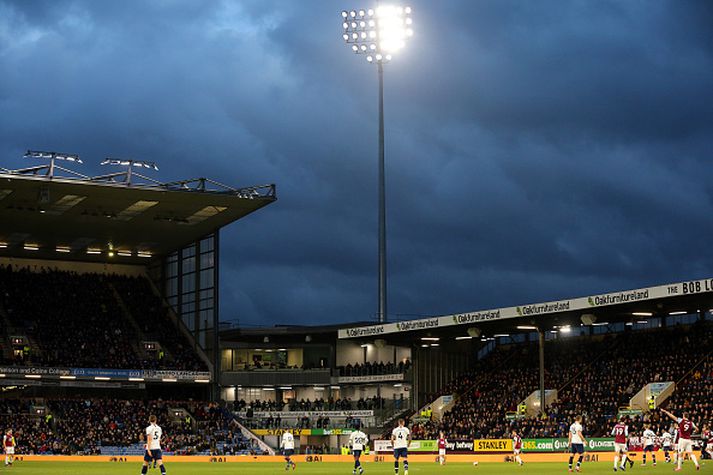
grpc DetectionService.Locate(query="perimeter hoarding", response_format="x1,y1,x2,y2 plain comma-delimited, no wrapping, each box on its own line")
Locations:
338,278,713,339
374,439,616,454
522,438,615,452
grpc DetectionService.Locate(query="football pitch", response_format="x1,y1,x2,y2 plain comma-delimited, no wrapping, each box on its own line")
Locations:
5,462,709,474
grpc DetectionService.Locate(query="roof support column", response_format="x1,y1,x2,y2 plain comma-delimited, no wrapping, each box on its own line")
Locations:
538,328,546,417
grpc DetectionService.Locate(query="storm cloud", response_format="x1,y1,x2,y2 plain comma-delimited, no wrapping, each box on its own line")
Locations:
1,0,712,326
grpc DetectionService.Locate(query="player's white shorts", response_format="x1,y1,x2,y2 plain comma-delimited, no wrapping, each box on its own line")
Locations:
614,443,627,454
438,449,446,456
513,449,521,455
4,447,14,455
677,439,693,453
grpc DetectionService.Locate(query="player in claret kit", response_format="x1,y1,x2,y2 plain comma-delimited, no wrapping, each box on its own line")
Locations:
3,429,15,467
142,415,166,475
611,417,630,472
349,425,368,475
282,429,297,471
701,425,712,460
641,424,657,466
437,431,447,466
661,408,700,472
512,429,524,466
391,419,411,475
661,427,673,463
568,415,587,473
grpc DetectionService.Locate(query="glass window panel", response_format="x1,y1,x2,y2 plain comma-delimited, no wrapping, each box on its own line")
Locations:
200,309,213,328
200,252,214,270
165,277,178,297
200,237,214,253
165,260,178,277
182,246,196,258
183,312,195,332
182,273,195,292
183,256,196,273
200,269,214,289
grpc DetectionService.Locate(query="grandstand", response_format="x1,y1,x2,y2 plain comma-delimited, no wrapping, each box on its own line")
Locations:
0,153,276,455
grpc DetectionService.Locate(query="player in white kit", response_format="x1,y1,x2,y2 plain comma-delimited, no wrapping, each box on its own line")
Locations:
641,424,657,466
391,419,411,475
661,428,673,463
282,429,297,471
568,415,587,473
349,425,368,474
142,415,166,475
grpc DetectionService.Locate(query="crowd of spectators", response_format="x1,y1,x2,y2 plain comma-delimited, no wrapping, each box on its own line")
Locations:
0,397,254,456
338,359,411,377
413,322,713,441
0,265,205,371
235,396,386,414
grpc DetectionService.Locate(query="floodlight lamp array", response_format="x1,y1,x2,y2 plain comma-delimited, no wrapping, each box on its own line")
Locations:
101,158,159,171
341,5,413,63
24,150,83,164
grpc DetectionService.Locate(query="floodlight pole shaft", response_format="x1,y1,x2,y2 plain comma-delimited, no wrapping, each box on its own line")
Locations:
377,60,387,323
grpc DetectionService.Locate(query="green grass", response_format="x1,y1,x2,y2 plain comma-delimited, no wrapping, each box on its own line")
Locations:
4,461,711,474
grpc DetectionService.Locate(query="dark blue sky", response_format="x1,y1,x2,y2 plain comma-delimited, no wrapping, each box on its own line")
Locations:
1,1,712,327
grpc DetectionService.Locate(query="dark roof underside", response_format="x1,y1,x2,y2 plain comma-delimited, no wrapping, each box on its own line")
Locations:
0,175,276,262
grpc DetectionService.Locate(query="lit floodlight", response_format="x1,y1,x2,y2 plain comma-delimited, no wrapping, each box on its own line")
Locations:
340,5,412,63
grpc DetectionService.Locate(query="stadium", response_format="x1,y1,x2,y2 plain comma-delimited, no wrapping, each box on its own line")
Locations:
1,155,711,473
0,0,713,475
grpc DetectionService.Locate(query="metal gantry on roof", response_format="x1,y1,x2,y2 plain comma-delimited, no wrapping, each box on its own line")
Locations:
0,150,277,261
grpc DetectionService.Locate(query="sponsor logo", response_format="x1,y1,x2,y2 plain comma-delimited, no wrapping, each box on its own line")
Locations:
451,311,501,324
345,326,385,338
589,290,649,306
589,439,614,450
474,439,513,452
395,319,439,332
517,301,570,316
